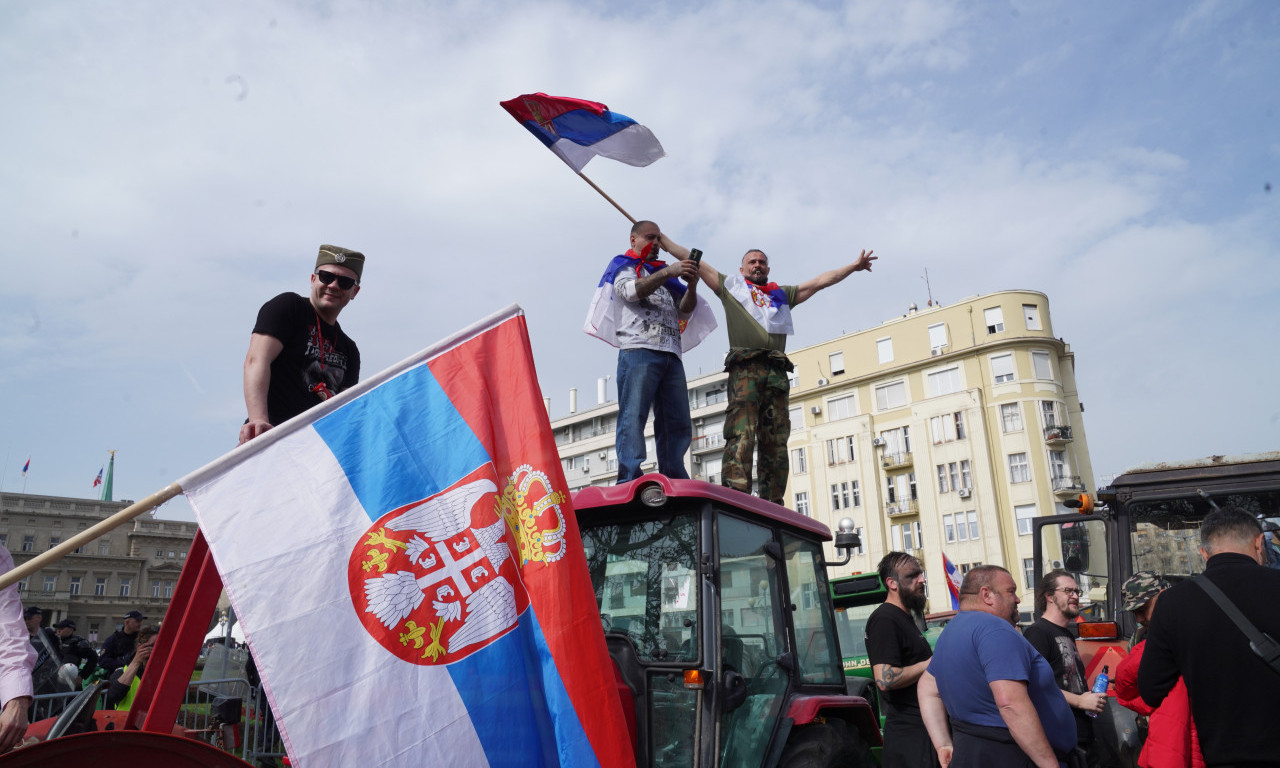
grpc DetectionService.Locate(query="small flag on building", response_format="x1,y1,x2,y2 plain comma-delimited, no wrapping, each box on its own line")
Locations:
182,306,634,768
501,92,665,172
21,459,29,477
92,468,103,488
941,552,962,610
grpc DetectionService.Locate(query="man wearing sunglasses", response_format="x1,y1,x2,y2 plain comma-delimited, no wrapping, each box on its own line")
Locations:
239,245,364,445
1024,570,1105,767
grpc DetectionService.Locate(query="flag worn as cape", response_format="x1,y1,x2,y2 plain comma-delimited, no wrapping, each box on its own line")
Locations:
500,93,665,173
183,306,634,768
941,552,962,611
723,274,794,335
584,253,717,352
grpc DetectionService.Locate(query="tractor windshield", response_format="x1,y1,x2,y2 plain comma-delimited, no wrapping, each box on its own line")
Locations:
582,514,699,661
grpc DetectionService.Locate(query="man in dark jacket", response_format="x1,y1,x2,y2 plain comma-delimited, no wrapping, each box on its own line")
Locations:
52,620,97,682
97,610,145,676
1138,507,1280,766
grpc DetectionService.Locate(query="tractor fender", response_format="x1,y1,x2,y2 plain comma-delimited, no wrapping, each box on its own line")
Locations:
785,694,882,748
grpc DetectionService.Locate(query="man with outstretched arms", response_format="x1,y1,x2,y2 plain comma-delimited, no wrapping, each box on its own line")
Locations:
865,552,939,768
584,221,715,482
240,245,364,445
659,234,874,504
918,565,1075,768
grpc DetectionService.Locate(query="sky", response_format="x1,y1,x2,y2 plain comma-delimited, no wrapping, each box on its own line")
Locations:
1,0,1276,521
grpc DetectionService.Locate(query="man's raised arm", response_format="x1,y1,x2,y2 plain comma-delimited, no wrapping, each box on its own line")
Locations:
659,234,720,293
794,250,876,306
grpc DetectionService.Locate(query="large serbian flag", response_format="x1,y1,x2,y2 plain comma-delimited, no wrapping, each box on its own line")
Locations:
500,93,665,172
584,252,717,353
941,552,962,611
182,306,634,768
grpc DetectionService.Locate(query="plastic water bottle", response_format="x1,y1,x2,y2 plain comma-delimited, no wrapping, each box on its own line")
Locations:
1087,665,1109,718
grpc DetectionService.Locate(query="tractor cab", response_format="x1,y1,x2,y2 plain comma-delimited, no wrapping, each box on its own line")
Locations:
573,475,879,768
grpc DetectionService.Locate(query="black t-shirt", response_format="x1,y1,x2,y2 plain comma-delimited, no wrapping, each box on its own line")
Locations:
1023,617,1092,740
864,602,932,709
253,292,360,425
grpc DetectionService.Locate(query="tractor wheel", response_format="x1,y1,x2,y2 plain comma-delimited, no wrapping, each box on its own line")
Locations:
777,718,871,768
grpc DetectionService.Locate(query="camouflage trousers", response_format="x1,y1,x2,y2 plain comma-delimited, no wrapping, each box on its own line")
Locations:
721,352,792,505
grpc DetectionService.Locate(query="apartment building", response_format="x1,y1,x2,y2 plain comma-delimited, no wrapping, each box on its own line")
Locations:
0,492,199,641
550,290,1096,611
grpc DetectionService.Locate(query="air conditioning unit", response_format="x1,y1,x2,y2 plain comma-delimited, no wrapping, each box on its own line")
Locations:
1052,560,1063,569
816,377,829,386
958,488,972,499
581,467,590,474
809,406,822,415
872,437,885,447
598,451,608,459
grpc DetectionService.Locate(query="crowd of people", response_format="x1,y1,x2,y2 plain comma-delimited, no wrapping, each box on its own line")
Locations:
869,506,1278,768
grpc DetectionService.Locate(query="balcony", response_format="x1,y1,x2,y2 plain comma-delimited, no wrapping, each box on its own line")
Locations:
1051,475,1086,496
886,499,919,517
1043,425,1073,444
881,451,913,471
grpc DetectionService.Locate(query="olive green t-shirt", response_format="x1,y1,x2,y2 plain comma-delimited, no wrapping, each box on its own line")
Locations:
714,272,799,352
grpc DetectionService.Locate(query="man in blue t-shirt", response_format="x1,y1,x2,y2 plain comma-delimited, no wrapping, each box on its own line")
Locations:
918,565,1076,768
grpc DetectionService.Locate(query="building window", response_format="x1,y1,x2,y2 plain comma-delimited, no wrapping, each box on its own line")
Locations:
826,437,855,465
827,395,856,421
16,581,25,592
928,323,948,354
850,480,861,507
94,578,106,597
98,541,110,555
1049,450,1068,480
991,354,1015,384
937,464,949,494
880,425,911,456
897,522,923,550
43,575,56,592
875,381,908,411
1023,304,1041,330
788,372,799,389
180,551,187,559
1016,504,1037,535
0,535,6,547
948,463,961,493
830,351,845,376
47,536,60,550
966,510,979,540
1040,400,1061,429
927,366,962,397
156,549,164,558
119,578,131,597
851,527,865,556
830,482,853,510
791,447,808,475
960,459,972,490
1032,350,1052,380
943,514,956,543
1009,453,1031,484
152,579,162,598
1000,402,1023,432
794,491,810,517
789,406,803,432
69,577,80,596
876,338,893,364
984,306,1005,333
929,412,966,444
21,536,34,552
164,581,174,598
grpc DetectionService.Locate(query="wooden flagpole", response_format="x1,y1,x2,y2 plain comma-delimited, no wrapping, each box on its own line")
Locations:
577,172,637,224
0,482,184,589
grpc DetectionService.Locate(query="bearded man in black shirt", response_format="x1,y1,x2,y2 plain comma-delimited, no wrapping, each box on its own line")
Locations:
239,245,364,445
865,552,939,768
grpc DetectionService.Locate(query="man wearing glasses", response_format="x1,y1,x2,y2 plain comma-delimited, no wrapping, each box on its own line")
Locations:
1024,570,1105,766
239,245,364,445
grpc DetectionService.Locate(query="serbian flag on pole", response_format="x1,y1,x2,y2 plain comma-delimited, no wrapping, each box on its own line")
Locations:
500,93,665,172
21,459,29,477
92,468,102,488
941,552,962,611
182,306,634,768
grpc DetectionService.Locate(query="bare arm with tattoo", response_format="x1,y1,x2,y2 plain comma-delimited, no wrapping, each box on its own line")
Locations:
873,659,931,692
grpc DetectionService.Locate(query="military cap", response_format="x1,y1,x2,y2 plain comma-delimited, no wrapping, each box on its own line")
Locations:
315,245,365,280
1120,570,1170,612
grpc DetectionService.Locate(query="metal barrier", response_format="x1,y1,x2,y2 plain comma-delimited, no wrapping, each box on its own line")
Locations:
32,676,286,767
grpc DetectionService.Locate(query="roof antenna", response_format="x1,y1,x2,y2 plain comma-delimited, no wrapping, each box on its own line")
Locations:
921,268,936,307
